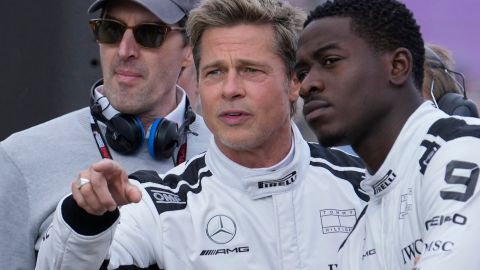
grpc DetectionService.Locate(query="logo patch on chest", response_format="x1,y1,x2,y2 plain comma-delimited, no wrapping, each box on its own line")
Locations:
399,188,413,219
206,215,237,244
200,214,250,256
319,209,357,234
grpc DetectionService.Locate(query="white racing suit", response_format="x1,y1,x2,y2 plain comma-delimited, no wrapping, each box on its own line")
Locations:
36,125,367,270
338,102,480,270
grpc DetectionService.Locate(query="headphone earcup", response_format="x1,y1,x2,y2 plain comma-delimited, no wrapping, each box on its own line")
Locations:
148,118,179,159
437,93,480,118
105,114,145,154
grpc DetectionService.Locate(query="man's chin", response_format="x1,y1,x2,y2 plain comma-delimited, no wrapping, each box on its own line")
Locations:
317,132,346,148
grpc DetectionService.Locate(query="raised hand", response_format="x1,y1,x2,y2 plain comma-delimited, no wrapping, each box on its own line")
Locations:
71,159,142,215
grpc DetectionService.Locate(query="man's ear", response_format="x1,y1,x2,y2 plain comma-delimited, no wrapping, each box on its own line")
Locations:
181,44,194,69
178,44,199,105
389,48,412,86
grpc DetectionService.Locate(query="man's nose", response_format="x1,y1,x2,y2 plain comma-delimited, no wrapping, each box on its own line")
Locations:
118,29,140,59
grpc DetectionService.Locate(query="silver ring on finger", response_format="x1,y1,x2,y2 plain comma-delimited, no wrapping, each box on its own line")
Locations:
76,177,91,190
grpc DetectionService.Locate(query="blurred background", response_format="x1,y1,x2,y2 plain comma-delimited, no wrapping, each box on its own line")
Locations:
1,0,478,140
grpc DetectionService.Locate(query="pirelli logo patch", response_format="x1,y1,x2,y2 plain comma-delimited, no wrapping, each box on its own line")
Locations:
373,169,397,195
258,171,297,189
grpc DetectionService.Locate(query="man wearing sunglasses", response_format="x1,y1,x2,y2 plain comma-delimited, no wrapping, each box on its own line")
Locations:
0,0,211,269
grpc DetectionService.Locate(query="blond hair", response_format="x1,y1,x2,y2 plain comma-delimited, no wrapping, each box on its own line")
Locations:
423,43,462,100
187,0,306,80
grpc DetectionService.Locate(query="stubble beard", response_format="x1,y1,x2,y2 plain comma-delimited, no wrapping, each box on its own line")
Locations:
315,127,348,148
217,127,271,152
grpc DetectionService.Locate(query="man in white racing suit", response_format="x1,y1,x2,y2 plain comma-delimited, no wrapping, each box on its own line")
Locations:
295,0,480,269
37,125,366,270
339,104,480,270
35,0,368,269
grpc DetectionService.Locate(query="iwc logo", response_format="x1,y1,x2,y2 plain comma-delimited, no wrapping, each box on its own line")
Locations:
206,215,237,244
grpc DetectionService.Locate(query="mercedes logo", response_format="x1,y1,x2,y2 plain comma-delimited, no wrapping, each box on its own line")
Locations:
206,215,237,244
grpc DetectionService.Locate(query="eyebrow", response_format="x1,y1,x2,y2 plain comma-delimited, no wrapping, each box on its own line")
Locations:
293,42,341,70
312,42,341,59
200,60,224,73
295,42,341,70
200,59,271,72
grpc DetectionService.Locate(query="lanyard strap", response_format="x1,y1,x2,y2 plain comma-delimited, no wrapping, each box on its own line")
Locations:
172,97,194,165
90,115,113,159
175,141,187,165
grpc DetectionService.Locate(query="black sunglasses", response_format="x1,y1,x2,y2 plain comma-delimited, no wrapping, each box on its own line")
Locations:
89,18,185,48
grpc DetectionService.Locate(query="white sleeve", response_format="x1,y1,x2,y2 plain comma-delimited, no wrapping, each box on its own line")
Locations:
35,195,119,270
107,182,164,269
418,137,480,269
35,181,163,270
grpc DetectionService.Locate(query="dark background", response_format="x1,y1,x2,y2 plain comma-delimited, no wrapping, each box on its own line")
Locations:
0,0,101,140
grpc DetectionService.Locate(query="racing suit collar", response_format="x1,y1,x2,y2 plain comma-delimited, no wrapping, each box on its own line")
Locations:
360,102,442,198
206,122,310,199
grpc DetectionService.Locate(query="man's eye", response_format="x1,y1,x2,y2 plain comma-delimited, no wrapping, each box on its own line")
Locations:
296,70,309,82
323,57,339,66
205,69,222,77
243,67,260,74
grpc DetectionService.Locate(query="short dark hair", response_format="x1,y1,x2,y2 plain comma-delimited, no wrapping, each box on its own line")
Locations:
305,0,425,90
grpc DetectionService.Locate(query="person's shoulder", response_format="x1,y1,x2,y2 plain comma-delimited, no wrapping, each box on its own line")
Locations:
307,143,367,199
2,108,90,144
1,107,92,166
420,116,480,175
421,116,480,161
424,116,480,141
307,142,364,169
129,153,210,215
131,152,209,186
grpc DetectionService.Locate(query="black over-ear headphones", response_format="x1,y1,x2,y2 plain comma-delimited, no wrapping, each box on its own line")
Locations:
425,46,479,118
89,79,196,159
